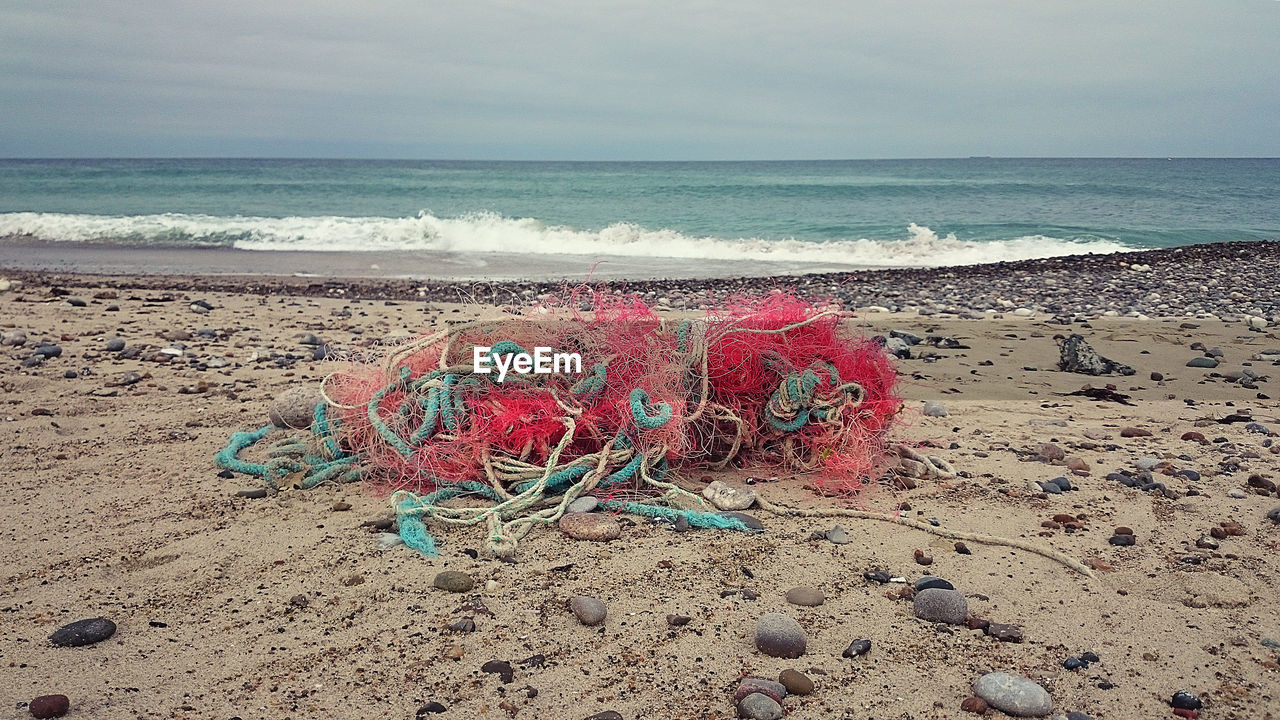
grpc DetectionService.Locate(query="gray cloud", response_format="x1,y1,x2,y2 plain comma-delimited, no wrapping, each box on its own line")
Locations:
1,0,1276,158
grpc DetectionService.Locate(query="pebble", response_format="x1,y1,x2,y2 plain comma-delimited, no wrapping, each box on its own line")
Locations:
987,622,1024,642
1108,534,1136,546
915,576,954,591
418,701,448,713
569,596,607,626
34,344,63,358
267,386,323,429
1063,657,1086,670
913,588,968,624
960,696,989,714
702,480,757,510
481,659,514,684
582,713,622,720
778,669,814,695
1036,443,1066,461
235,488,269,499
1049,476,1073,491
922,401,949,417
28,694,70,719
736,693,783,720
433,570,474,593
0,330,27,346
784,586,825,606
719,511,764,531
973,672,1055,717
754,612,807,658
49,617,117,647
1268,505,1280,523
842,638,872,657
1171,691,1203,710
1120,426,1152,437
566,496,598,514
1228,489,1247,499
864,570,892,584
1196,535,1220,549
559,512,621,541
825,524,850,544
105,338,125,352
1187,357,1219,368
733,678,786,704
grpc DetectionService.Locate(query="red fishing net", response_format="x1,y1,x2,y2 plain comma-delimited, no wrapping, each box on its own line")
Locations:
322,291,901,497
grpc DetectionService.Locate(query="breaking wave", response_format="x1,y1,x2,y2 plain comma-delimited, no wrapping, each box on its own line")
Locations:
0,211,1134,268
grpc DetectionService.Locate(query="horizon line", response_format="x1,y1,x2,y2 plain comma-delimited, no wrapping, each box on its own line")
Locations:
2,155,1279,163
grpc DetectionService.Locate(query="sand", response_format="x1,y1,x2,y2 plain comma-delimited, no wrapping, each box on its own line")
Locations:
1,272,1278,720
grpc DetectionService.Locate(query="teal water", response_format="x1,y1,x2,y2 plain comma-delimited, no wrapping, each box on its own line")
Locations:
1,158,1277,267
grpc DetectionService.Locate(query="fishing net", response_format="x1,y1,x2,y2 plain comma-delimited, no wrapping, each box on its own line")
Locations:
216,291,901,559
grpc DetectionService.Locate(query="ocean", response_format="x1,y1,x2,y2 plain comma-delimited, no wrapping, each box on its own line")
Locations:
1,158,1277,272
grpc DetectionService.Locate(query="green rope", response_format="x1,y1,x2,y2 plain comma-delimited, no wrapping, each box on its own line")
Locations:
629,388,673,429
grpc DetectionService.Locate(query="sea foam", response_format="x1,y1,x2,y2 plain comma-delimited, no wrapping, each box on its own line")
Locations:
0,211,1133,268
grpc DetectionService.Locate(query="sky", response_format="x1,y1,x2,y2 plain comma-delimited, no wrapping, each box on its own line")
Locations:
1,0,1277,160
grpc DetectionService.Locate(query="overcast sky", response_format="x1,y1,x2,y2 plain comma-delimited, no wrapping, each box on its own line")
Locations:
1,0,1277,159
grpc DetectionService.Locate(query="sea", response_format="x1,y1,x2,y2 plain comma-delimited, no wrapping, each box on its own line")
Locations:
1,158,1277,275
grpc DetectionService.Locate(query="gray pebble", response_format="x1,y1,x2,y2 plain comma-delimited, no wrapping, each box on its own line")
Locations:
1186,357,1218,368
376,532,404,550
268,387,322,429
105,338,125,352
784,586,824,607
433,570,474,593
825,524,850,545
49,617,117,647
1267,505,1280,523
914,576,954,591
736,692,783,720
566,496,598,514
569,596,607,626
922,401,949,417
719,512,764,532
754,612,806,658
912,588,968,624
973,672,1054,717
235,488,269,498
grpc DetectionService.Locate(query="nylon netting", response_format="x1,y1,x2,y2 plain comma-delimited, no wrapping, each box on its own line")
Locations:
216,291,902,559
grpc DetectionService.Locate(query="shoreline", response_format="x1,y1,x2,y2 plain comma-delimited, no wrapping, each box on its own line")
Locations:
3,239,1278,320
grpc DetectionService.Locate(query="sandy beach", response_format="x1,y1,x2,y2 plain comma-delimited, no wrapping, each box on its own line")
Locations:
2,253,1279,720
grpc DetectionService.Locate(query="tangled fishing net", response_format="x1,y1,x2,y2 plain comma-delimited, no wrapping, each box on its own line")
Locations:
216,292,903,559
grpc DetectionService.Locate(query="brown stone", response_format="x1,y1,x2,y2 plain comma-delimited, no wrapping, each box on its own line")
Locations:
1220,520,1245,536
1121,426,1152,437
29,695,70,719
1114,526,1134,536
778,668,814,695
1182,431,1208,443
1036,443,1065,461
961,696,989,714
558,512,621,541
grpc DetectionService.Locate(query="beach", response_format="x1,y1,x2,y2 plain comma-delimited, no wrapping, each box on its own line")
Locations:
2,247,1279,719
